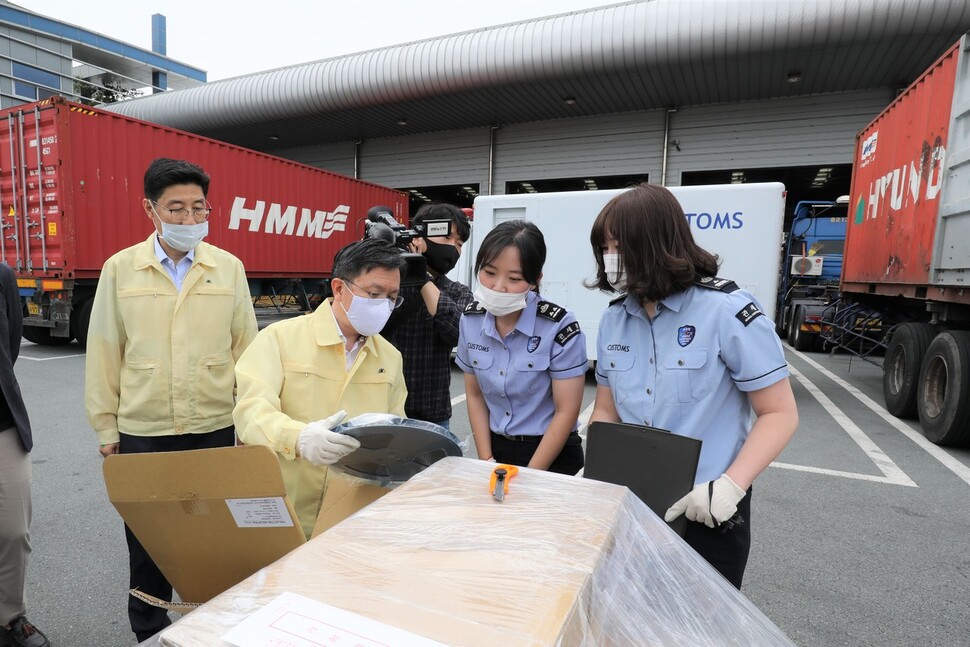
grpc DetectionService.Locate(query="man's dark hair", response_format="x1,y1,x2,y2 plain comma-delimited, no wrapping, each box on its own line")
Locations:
333,239,407,282
474,220,546,290
412,203,471,242
143,158,211,202
589,183,719,302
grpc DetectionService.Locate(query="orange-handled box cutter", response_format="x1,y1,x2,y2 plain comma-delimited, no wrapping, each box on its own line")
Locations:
489,464,519,501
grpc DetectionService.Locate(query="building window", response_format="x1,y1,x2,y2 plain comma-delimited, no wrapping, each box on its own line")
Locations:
11,62,61,100
505,174,648,195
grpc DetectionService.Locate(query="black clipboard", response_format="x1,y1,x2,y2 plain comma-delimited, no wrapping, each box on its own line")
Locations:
583,421,702,536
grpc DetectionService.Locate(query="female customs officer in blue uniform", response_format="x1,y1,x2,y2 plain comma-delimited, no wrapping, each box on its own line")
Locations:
588,184,798,589
457,220,588,474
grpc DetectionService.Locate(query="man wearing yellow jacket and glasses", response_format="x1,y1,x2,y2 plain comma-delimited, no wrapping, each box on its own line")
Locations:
233,239,408,538
85,158,258,642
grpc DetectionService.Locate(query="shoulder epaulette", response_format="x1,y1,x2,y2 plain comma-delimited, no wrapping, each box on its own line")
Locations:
464,300,486,315
695,277,739,293
536,300,566,322
609,293,627,306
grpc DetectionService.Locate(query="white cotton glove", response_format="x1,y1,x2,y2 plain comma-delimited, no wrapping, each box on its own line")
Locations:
664,474,746,529
295,410,359,466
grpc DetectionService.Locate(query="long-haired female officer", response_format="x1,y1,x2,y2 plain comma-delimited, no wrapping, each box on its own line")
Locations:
456,220,588,474
588,184,798,588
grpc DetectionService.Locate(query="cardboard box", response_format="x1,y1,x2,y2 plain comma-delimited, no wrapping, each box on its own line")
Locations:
153,457,795,646
104,445,307,606
311,470,389,538
105,445,395,612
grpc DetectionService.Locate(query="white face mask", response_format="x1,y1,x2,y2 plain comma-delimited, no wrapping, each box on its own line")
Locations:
156,219,208,253
474,284,529,317
603,253,627,292
339,291,394,337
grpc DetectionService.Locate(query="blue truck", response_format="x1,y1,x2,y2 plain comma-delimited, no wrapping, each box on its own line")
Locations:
776,199,847,351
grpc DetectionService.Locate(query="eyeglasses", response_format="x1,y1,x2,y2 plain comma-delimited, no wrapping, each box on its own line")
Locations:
152,201,212,223
345,279,404,308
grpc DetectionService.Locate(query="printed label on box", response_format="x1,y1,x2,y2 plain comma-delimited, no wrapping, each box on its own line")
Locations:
223,592,448,647
225,497,294,528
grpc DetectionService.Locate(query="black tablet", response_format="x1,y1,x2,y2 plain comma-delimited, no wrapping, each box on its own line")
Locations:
584,421,702,536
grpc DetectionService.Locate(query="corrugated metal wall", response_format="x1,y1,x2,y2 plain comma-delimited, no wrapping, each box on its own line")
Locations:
665,89,896,184
355,127,491,190
275,89,894,191
271,141,357,178
492,110,667,192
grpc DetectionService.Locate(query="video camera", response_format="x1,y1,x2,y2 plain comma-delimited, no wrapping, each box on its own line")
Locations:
363,206,452,249
363,205,453,286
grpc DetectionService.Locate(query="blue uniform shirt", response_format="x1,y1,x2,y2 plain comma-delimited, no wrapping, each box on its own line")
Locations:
595,279,788,485
457,291,588,436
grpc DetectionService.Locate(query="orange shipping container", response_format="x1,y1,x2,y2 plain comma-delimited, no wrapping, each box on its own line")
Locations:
842,38,970,304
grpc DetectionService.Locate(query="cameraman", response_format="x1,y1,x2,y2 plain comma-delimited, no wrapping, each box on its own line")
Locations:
382,203,472,428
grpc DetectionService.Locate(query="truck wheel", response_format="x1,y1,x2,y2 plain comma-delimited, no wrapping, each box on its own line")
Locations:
883,323,935,418
21,325,73,346
786,306,799,346
789,306,818,352
71,298,94,350
917,331,970,446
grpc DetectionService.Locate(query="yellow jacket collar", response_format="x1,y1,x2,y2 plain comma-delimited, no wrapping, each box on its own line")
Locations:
313,299,384,356
133,233,217,270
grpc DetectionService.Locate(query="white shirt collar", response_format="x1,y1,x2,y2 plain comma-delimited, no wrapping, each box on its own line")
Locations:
329,298,366,370
153,234,195,266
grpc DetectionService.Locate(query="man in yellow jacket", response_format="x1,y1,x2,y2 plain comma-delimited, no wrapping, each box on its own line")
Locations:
84,158,257,642
234,239,408,538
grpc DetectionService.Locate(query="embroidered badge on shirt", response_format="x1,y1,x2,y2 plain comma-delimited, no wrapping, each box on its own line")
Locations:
527,336,541,352
555,321,581,346
677,325,696,347
735,302,763,327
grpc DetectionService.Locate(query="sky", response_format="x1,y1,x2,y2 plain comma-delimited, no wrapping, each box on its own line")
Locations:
13,0,622,81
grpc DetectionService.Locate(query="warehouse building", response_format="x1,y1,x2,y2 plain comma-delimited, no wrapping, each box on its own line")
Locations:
107,0,970,219
0,0,204,109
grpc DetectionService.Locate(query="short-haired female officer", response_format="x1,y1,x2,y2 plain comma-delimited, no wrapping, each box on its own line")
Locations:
588,184,798,589
457,220,588,474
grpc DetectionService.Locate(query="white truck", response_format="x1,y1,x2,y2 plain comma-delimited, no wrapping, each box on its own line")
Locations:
451,183,787,360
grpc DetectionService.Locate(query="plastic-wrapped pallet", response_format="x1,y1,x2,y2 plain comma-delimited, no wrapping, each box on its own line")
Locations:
151,456,794,646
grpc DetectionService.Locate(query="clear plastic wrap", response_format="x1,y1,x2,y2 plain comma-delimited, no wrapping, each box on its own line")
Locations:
150,457,794,646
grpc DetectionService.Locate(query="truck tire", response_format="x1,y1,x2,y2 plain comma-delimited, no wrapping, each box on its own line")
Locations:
917,331,970,446
786,306,799,346
789,306,818,352
883,322,935,418
70,298,94,350
21,324,73,346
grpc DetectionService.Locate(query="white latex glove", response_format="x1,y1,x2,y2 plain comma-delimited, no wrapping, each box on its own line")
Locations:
295,410,359,466
664,474,746,529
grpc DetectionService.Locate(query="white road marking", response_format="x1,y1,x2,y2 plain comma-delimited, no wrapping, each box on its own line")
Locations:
784,364,916,487
578,401,596,438
451,393,466,406
20,353,84,362
789,348,970,488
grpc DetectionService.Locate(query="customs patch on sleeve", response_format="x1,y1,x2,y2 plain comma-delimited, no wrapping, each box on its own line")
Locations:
537,300,566,322
555,321,582,346
735,302,763,327
464,300,485,315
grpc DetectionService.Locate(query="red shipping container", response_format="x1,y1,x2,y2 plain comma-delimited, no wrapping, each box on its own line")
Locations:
842,40,963,301
0,97,407,281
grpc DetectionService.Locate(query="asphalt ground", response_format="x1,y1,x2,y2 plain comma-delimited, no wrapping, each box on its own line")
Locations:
12,337,970,646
